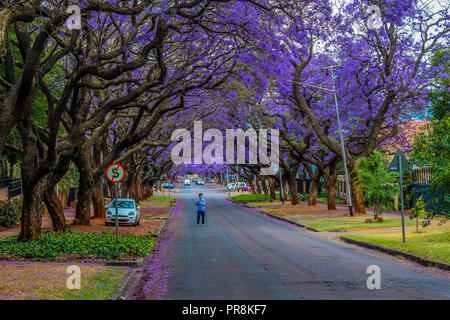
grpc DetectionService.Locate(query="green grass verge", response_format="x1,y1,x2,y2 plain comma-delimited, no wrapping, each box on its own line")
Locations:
244,201,284,208
301,217,416,232
345,226,450,264
150,196,175,202
0,230,155,261
61,267,126,300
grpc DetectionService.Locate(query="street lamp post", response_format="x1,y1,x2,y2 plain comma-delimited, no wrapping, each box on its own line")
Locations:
291,65,353,216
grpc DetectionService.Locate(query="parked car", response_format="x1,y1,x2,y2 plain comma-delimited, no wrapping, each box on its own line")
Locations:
184,179,191,185
238,185,250,191
236,182,249,191
196,179,205,185
227,183,237,191
164,182,174,189
105,199,140,226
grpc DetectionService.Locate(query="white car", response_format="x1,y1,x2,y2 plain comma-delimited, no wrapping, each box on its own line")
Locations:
105,199,140,226
184,179,191,185
227,183,237,191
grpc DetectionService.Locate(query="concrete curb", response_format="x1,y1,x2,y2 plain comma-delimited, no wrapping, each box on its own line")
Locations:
150,201,176,237
151,219,167,237
106,257,144,267
260,210,320,232
340,236,450,271
225,198,320,232
109,269,137,300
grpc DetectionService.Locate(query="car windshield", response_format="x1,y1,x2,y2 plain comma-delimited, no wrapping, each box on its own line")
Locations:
110,200,134,208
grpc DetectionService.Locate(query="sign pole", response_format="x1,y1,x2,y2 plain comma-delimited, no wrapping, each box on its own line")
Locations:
399,154,406,243
114,183,119,244
106,163,126,245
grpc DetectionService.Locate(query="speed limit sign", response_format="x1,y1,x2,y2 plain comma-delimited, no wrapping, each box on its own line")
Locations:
106,163,125,183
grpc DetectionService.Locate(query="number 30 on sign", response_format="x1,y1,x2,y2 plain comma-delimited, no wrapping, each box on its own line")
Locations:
106,163,126,183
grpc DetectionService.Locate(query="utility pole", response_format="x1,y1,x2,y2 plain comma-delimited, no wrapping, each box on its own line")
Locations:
329,67,353,217
290,65,353,216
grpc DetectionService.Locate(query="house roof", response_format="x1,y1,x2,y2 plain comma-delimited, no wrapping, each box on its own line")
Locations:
379,121,430,158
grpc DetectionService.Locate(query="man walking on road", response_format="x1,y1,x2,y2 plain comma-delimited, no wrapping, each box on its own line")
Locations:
196,193,206,227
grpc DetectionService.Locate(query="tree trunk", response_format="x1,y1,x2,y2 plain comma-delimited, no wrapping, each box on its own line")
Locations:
306,167,320,206
73,147,93,226
324,162,338,210
18,180,46,241
350,168,366,214
308,179,318,206
260,176,268,195
256,177,262,194
287,169,299,205
149,185,154,197
250,179,256,193
269,177,276,201
44,189,67,233
327,184,336,210
9,160,14,178
92,182,105,219
75,179,92,225
121,180,130,198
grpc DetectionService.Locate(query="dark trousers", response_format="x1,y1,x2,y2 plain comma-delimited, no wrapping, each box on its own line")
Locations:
197,210,205,224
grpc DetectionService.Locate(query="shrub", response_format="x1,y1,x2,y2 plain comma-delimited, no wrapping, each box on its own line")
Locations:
0,230,155,260
0,198,22,227
298,194,309,201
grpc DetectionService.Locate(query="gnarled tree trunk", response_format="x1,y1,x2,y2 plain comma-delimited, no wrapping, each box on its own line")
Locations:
18,178,46,241
73,146,93,226
44,188,67,233
92,182,105,219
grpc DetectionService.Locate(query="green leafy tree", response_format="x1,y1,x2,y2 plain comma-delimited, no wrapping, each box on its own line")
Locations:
409,196,430,232
410,48,449,219
356,151,399,219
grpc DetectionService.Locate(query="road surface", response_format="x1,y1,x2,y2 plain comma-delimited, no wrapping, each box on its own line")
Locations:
156,184,450,299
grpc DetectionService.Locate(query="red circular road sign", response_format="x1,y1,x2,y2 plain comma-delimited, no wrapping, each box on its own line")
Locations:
105,163,126,183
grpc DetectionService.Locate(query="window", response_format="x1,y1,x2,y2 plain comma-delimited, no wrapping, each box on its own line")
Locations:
110,200,134,208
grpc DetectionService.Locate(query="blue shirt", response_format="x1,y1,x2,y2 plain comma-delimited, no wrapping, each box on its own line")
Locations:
197,198,206,211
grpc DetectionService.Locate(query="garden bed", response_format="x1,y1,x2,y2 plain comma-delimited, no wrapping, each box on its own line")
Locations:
0,230,155,261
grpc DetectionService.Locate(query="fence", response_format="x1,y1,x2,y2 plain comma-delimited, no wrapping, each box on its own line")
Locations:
409,167,445,213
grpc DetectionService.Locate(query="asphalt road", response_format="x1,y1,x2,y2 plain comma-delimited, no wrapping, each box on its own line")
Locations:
162,184,450,299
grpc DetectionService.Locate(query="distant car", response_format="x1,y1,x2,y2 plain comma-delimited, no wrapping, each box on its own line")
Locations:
236,182,249,191
238,185,250,191
105,199,140,226
164,182,174,189
196,179,204,185
184,179,191,185
227,183,237,191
